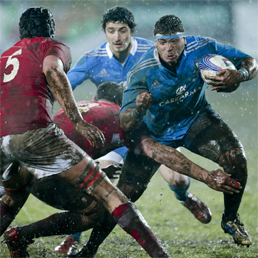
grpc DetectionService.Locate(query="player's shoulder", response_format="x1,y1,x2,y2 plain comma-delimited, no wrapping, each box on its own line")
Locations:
37,37,70,49
132,44,156,66
83,42,108,58
77,101,120,118
185,35,217,53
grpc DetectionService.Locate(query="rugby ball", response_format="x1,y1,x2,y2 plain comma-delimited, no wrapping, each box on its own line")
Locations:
198,54,236,84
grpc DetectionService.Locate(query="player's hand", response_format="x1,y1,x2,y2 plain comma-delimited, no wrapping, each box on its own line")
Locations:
101,163,122,179
205,169,242,194
135,92,153,115
206,69,241,92
75,121,105,148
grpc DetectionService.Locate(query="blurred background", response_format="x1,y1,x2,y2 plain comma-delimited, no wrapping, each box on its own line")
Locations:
1,0,257,90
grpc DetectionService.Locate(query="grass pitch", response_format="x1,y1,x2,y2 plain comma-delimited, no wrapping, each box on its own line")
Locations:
0,150,257,258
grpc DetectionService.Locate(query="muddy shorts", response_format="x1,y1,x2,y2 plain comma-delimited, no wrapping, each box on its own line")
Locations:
0,124,86,180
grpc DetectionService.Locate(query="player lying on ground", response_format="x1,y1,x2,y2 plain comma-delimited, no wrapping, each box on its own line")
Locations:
57,6,211,254
0,7,172,258
2,84,241,258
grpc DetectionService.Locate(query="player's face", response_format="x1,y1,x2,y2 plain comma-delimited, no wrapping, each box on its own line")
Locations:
155,36,186,65
105,22,133,55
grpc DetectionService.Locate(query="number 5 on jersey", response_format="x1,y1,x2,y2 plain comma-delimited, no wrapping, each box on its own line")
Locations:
3,49,22,83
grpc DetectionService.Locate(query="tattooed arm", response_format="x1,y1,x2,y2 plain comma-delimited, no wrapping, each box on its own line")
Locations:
120,92,152,132
43,55,105,148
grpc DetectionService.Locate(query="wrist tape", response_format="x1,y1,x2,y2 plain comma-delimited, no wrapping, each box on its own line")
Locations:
238,67,249,81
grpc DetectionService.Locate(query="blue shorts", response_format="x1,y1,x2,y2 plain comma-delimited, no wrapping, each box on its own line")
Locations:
112,146,128,160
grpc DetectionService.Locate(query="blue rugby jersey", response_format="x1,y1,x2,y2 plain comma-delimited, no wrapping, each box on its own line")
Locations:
121,36,250,144
67,37,154,89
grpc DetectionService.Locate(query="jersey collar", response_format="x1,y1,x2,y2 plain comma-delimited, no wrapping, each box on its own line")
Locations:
106,37,137,59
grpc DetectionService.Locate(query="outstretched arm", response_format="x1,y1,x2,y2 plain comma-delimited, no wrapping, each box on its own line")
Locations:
207,57,258,92
43,55,105,148
140,137,241,194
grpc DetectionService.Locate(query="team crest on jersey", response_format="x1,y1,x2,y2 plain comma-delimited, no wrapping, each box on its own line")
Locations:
97,68,110,77
78,103,99,114
151,79,162,89
176,85,186,96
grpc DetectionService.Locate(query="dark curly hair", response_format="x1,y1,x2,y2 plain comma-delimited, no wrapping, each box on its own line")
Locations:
153,15,184,36
95,81,124,107
19,7,55,39
101,6,136,31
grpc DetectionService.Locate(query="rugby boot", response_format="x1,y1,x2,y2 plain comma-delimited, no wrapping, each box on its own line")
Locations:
4,227,34,257
179,192,212,224
54,236,79,255
221,213,252,246
67,244,98,258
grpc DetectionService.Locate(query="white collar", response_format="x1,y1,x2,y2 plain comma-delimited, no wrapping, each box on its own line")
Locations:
106,38,137,59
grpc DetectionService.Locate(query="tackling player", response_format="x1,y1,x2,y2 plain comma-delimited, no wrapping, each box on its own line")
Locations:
0,7,173,258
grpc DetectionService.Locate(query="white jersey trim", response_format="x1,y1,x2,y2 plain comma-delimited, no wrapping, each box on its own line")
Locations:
106,38,138,59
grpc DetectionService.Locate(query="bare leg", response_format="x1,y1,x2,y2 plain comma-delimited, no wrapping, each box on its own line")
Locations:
51,158,171,257
159,165,189,189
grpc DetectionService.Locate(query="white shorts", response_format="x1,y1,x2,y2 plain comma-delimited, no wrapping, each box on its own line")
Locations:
0,124,86,179
97,151,123,164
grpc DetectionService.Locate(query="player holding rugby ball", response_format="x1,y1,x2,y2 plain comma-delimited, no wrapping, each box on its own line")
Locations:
117,14,257,247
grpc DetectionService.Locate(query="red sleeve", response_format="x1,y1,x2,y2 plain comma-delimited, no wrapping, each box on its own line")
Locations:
44,39,72,73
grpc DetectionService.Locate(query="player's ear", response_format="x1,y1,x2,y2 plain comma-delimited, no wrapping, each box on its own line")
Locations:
183,37,186,45
130,28,135,35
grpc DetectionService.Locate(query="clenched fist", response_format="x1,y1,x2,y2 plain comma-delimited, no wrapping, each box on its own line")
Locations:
135,92,153,115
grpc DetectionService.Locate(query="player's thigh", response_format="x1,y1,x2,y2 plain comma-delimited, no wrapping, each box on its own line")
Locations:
31,175,96,211
186,106,243,164
120,151,160,190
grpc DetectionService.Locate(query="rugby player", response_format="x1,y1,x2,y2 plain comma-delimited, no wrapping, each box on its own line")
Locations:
0,7,172,258
118,14,258,248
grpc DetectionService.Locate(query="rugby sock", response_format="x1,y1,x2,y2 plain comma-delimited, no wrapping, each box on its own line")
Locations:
223,176,247,221
169,177,190,202
112,202,171,258
0,200,16,236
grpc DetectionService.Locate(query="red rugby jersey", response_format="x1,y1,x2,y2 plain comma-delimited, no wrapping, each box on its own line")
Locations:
54,101,124,158
0,37,71,137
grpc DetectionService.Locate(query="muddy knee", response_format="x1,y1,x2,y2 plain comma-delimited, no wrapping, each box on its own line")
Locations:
219,148,247,179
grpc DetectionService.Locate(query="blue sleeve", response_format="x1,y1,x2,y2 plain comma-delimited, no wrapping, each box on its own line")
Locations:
67,55,90,90
120,70,149,114
214,42,251,69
